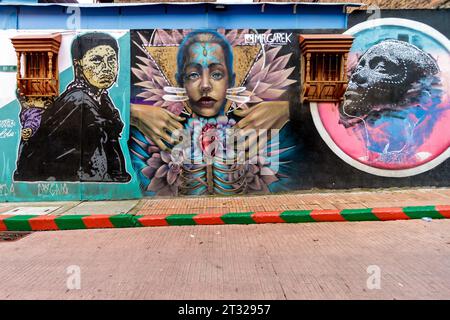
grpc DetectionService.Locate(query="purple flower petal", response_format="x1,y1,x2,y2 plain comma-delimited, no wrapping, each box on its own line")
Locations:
155,165,169,178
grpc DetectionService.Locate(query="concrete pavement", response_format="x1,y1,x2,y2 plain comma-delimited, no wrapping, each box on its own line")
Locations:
1,187,450,299
0,219,449,299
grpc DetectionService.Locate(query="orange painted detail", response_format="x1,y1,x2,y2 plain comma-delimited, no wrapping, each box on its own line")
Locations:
310,210,346,222
371,207,410,221
251,211,284,224
138,214,169,227
29,216,59,231
193,213,226,225
0,215,12,231
82,215,115,229
436,205,450,218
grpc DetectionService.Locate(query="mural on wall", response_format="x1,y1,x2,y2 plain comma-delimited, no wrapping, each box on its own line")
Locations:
129,29,301,196
1,18,449,202
311,18,450,177
0,30,141,201
15,33,131,182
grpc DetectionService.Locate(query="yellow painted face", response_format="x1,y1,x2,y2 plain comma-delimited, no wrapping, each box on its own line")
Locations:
79,45,118,89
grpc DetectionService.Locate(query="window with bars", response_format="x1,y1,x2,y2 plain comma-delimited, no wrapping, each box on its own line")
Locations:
10,34,61,104
299,34,354,103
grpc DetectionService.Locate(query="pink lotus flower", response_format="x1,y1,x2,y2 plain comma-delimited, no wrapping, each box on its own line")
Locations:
145,150,184,196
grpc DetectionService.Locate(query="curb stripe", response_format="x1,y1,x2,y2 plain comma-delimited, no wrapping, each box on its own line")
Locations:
54,215,88,230
221,212,255,224
403,206,444,219
166,214,197,226
1,204,450,231
82,215,114,229
29,216,58,231
310,210,346,222
280,210,315,223
0,215,12,231
340,208,379,221
193,213,226,225
251,211,284,224
371,207,410,221
3,215,35,231
137,214,170,227
436,205,450,218
109,214,137,228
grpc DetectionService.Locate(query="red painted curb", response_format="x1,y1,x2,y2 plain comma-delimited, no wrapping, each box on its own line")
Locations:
29,216,59,231
193,213,225,225
82,215,115,229
372,207,410,221
2,204,450,231
138,214,170,227
436,205,450,218
0,215,12,231
251,211,284,224
310,210,346,222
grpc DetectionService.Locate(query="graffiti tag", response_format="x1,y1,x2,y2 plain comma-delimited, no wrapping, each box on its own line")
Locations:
244,32,293,45
0,119,15,128
0,119,16,139
0,129,14,139
37,183,69,197
0,184,15,197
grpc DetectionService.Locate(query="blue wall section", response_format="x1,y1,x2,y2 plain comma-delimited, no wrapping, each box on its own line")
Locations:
0,4,348,30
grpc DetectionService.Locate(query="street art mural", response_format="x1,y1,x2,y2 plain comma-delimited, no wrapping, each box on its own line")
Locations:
15,33,131,182
0,17,449,202
0,30,141,201
129,29,301,196
311,19,450,177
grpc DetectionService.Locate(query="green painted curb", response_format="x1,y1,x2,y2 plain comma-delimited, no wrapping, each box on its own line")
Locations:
110,214,137,228
341,208,379,221
54,215,88,230
403,206,444,219
3,215,34,231
280,210,315,223
221,212,255,224
166,214,197,226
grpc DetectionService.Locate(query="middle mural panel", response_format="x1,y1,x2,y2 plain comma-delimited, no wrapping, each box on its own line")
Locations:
129,29,302,196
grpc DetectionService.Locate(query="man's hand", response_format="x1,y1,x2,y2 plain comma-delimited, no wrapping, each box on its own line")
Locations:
130,103,185,151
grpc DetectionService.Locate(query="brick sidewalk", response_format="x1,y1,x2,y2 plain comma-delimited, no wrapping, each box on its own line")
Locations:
1,188,450,217
135,188,450,215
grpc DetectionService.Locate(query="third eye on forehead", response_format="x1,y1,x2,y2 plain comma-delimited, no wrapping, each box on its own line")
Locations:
189,43,223,68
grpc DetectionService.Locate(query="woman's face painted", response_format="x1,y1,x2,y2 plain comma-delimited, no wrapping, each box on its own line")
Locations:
183,42,229,118
80,45,118,89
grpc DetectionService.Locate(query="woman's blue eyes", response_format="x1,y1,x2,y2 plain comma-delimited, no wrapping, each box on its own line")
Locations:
211,71,223,80
187,72,200,80
186,71,224,80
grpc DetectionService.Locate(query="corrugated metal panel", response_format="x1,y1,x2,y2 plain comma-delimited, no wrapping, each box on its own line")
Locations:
2,3,348,30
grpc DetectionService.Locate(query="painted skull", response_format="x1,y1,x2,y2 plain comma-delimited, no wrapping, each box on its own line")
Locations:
340,40,439,127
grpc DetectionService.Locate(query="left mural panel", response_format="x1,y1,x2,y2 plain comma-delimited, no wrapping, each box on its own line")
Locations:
0,30,142,201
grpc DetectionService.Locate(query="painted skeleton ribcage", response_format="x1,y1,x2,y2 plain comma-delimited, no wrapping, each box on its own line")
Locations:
179,158,248,196
130,116,281,196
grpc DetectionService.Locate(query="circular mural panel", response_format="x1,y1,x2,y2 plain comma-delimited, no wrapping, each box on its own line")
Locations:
311,18,450,177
